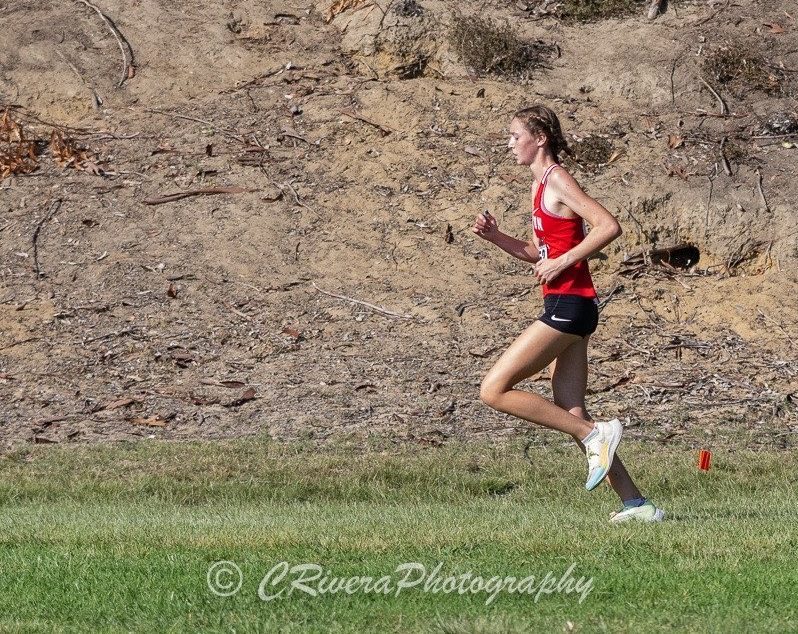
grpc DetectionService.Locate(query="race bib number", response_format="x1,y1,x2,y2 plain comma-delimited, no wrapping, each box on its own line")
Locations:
538,243,549,260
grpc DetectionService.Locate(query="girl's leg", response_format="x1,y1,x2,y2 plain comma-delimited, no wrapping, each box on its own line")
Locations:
480,320,595,440
549,335,642,502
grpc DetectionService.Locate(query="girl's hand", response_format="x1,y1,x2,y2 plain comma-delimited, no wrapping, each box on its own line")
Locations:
472,210,498,241
534,256,568,284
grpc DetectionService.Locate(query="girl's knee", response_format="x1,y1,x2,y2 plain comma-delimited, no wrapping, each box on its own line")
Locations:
479,377,507,409
479,382,500,409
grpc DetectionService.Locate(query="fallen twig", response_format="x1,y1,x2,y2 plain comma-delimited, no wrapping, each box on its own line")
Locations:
669,55,679,104
143,186,254,205
719,137,732,176
32,199,61,278
312,282,415,320
699,78,728,115
690,0,729,26
279,130,312,145
752,132,798,140
56,50,102,109
0,337,41,351
755,168,769,212
224,301,252,321
82,327,137,344
340,108,393,136
705,170,716,230
73,0,134,87
597,283,624,311
219,67,284,94
280,180,318,216
141,108,247,144
622,338,654,357
377,0,397,28
2,106,93,134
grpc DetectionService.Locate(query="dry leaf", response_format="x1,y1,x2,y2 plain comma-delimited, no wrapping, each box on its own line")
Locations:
189,392,220,405
667,134,684,149
170,350,195,367
324,0,368,23
82,161,105,176
764,22,786,33
220,380,246,388
282,326,302,339
224,387,257,408
199,378,247,388
606,150,624,164
468,346,498,358
49,130,97,172
0,109,38,178
665,163,688,179
104,397,137,410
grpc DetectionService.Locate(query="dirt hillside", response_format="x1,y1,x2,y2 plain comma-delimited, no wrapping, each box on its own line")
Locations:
1,0,797,449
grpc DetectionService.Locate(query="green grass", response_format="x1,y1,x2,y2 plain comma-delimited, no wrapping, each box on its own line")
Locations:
1,438,797,632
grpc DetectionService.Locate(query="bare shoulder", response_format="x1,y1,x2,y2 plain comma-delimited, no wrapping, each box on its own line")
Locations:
547,166,584,194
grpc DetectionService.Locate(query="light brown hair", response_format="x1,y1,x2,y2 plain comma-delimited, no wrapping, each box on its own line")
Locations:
513,105,572,162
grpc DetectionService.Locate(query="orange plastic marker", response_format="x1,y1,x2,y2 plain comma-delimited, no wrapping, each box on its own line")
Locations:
698,449,711,471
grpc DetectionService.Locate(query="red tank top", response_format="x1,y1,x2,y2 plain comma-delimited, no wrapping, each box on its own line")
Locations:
532,165,597,298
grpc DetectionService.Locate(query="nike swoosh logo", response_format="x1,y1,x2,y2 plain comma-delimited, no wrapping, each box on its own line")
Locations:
551,315,571,322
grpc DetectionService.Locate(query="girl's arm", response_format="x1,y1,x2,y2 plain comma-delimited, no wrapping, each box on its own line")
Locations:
491,232,540,263
533,170,621,283
472,211,540,263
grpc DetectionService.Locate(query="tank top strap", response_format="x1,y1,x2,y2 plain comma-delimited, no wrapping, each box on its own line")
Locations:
541,163,560,185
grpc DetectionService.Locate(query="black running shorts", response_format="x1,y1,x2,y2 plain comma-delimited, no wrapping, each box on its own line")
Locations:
537,294,599,338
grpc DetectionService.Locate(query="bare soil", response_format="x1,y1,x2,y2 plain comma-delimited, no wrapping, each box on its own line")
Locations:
1,0,797,450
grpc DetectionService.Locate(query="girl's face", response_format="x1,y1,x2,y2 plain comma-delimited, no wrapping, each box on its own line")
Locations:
507,118,546,165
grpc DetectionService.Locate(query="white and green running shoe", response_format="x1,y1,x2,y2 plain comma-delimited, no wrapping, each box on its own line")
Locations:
609,501,666,524
584,418,623,491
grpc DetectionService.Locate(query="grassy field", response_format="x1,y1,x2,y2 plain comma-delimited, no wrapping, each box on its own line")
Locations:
1,437,796,633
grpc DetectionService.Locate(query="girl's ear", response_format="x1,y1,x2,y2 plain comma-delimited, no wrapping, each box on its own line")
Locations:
536,132,549,147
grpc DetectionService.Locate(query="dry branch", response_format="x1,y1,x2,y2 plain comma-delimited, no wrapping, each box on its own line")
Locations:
141,108,247,144
73,0,134,87
312,283,415,320
280,180,319,217
219,67,284,94
56,50,102,109
143,187,254,205
340,109,393,136
33,199,62,278
755,168,769,212
698,78,728,115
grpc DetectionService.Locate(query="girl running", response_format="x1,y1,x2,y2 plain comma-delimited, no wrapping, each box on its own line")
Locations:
472,105,664,523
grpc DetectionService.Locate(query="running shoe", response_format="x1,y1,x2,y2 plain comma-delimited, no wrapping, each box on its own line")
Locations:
609,500,666,523
584,418,623,491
